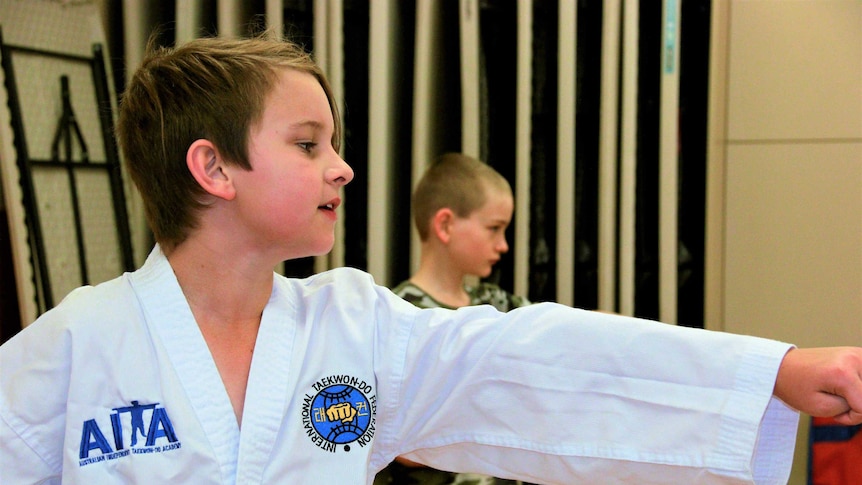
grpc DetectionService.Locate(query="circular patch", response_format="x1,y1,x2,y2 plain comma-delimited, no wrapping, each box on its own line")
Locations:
310,384,373,445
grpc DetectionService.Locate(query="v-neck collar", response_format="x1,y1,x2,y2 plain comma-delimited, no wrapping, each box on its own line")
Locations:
129,247,295,484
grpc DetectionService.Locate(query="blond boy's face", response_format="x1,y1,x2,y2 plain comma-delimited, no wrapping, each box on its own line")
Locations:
447,185,514,278
231,68,353,261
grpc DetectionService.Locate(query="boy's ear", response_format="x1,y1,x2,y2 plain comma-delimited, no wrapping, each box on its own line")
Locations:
186,139,236,201
432,208,455,244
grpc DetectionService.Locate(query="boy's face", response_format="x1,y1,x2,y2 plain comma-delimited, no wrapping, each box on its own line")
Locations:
447,185,513,278
231,68,353,261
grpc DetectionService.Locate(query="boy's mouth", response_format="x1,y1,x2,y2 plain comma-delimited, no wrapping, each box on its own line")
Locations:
319,198,341,212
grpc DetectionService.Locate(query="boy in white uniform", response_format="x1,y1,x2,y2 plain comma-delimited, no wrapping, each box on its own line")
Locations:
1,35,861,485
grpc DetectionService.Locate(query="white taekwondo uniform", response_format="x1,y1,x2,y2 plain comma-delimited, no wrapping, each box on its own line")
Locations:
1,246,799,484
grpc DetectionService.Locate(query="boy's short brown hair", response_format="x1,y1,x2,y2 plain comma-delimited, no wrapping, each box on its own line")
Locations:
116,34,340,252
412,153,512,241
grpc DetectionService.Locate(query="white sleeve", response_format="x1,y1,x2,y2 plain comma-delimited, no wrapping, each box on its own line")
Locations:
1,412,61,485
1,324,68,485
752,397,800,484
0,293,78,485
372,302,799,485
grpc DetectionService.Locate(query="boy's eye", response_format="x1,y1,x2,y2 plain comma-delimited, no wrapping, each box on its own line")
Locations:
298,142,317,152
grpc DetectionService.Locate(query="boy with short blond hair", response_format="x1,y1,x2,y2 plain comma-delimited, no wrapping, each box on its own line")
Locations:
412,153,509,240
395,152,527,312
2,34,862,485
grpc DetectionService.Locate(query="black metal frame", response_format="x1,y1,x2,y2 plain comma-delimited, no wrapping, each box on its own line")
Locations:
0,26,133,316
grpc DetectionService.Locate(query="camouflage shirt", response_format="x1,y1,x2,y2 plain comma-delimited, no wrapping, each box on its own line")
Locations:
390,281,530,312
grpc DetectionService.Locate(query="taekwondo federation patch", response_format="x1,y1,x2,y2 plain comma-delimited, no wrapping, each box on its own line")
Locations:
302,375,376,453
78,400,182,467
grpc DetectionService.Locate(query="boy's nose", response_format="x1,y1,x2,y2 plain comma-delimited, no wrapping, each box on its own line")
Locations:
328,156,354,186
497,238,509,253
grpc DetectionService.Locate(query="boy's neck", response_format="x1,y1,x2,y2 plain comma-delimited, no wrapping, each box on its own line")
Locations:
411,252,471,308
166,238,273,324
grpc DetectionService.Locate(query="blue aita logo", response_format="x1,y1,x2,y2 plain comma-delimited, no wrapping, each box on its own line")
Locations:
78,400,181,467
302,375,376,453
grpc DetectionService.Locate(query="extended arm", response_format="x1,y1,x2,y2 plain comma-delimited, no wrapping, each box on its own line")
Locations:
374,302,802,484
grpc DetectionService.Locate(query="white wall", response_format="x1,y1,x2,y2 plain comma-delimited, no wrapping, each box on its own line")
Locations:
708,1,862,482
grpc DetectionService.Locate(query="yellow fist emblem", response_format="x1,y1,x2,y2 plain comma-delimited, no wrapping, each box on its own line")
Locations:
326,402,357,423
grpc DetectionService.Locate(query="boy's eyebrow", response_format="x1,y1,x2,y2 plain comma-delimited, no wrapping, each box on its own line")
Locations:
288,120,324,131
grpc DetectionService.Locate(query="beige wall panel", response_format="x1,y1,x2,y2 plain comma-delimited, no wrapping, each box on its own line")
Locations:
728,0,862,141
723,142,862,347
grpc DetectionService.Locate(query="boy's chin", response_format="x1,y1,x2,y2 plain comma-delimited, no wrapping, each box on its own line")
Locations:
285,241,334,261
474,268,493,279
313,234,336,252
307,245,334,258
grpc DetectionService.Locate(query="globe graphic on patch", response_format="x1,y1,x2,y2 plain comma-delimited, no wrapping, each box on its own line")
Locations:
311,384,371,445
